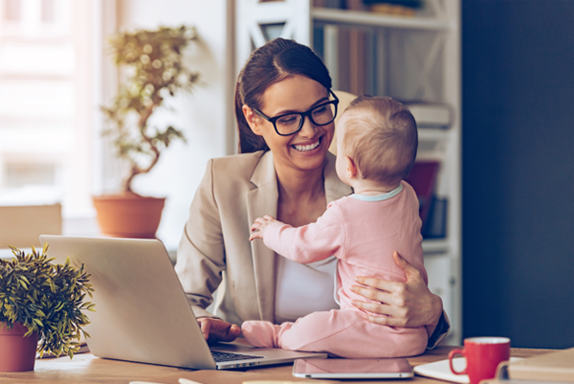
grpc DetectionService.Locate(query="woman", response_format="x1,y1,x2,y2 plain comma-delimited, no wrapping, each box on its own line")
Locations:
175,38,448,348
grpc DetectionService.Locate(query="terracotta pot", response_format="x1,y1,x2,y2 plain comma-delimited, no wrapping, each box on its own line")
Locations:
92,194,166,238
0,322,38,372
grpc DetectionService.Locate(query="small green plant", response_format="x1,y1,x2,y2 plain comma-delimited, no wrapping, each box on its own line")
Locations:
0,244,95,358
101,25,200,194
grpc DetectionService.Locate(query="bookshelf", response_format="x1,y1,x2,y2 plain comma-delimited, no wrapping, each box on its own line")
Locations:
235,0,461,344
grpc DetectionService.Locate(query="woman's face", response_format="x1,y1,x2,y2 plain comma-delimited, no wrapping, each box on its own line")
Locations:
244,75,334,174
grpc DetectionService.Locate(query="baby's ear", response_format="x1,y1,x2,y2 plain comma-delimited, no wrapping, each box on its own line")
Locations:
345,156,358,179
242,105,263,135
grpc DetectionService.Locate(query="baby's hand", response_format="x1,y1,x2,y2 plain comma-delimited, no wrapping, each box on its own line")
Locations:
249,215,277,241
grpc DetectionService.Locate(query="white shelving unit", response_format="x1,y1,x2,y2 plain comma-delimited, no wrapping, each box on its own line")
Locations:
236,0,461,344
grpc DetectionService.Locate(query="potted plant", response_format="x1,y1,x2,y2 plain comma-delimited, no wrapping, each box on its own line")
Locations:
0,245,94,372
94,25,200,238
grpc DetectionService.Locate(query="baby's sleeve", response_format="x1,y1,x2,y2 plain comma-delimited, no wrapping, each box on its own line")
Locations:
263,203,346,264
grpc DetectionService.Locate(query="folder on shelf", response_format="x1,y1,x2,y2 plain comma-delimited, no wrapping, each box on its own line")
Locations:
422,196,447,239
404,161,441,229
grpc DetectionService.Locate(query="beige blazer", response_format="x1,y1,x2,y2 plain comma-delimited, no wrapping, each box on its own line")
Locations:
175,150,352,326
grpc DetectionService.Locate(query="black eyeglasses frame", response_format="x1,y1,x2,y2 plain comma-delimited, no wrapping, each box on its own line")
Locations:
252,90,339,136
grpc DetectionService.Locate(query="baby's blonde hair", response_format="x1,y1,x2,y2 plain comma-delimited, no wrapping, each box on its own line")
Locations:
340,96,418,186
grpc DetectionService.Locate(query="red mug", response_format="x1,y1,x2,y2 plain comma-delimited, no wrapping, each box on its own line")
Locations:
448,337,511,384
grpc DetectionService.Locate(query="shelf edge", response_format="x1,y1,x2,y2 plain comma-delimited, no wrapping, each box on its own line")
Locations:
311,8,452,31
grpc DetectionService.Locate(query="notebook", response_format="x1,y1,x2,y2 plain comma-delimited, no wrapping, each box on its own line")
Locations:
38,235,327,370
498,348,574,383
413,357,523,383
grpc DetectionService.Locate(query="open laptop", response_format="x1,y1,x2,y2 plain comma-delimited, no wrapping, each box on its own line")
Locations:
38,235,327,370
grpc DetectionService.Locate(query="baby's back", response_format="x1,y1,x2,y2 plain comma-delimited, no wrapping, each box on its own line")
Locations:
334,181,426,310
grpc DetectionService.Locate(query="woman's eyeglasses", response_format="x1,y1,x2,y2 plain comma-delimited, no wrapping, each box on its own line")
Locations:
253,90,339,136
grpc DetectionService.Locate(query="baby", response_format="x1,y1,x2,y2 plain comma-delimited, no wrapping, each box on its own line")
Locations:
242,96,428,358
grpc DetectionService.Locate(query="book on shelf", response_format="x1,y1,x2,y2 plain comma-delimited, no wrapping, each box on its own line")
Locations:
313,0,420,15
369,4,415,16
402,101,453,128
312,0,343,8
345,0,365,11
335,27,370,97
362,0,423,8
363,0,422,16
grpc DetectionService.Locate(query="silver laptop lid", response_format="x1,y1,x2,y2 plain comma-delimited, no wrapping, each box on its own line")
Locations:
39,235,216,369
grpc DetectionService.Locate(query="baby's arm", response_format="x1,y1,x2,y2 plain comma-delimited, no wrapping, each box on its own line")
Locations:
250,206,345,264
249,215,279,241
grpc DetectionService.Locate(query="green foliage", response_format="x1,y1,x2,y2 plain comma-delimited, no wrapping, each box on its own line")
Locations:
0,245,95,358
101,25,200,193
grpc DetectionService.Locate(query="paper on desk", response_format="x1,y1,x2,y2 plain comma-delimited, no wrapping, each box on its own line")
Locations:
242,381,330,384
414,357,523,383
178,379,205,384
130,382,169,384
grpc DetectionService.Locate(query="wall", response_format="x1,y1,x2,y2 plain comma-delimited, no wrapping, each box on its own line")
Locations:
113,0,235,250
462,0,574,348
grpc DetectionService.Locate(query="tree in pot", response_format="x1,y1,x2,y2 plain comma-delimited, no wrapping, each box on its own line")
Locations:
94,25,200,238
0,245,94,372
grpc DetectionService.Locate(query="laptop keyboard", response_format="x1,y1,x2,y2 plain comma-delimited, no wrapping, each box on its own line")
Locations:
211,351,264,362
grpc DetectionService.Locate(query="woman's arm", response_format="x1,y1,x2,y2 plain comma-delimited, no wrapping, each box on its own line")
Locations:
175,159,243,342
350,251,449,347
175,159,227,318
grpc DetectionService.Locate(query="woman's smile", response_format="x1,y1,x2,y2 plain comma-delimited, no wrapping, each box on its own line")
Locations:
292,137,322,152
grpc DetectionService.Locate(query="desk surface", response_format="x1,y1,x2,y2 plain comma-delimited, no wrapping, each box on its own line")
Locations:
0,346,552,384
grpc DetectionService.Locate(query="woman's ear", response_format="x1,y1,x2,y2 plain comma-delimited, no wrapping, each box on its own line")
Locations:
345,156,358,180
242,105,263,136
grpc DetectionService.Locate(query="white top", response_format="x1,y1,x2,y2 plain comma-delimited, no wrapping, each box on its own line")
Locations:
274,255,338,323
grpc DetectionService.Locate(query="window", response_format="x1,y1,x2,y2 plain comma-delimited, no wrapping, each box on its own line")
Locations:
41,0,55,23
3,0,20,21
0,0,96,219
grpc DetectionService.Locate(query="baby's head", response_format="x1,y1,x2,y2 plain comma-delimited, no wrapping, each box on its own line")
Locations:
336,96,417,189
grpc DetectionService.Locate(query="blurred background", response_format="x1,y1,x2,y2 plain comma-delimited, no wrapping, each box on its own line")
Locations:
0,0,571,348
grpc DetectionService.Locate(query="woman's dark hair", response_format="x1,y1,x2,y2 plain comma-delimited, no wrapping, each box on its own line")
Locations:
235,38,332,153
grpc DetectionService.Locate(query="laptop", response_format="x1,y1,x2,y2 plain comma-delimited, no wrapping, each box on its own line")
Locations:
38,235,327,370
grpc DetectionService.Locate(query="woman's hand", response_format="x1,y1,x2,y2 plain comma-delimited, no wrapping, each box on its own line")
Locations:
197,318,241,344
249,215,277,241
350,251,443,332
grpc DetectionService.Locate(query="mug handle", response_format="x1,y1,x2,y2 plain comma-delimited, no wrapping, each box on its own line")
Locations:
448,348,467,375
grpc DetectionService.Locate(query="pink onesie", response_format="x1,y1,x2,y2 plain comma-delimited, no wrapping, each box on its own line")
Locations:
241,181,429,358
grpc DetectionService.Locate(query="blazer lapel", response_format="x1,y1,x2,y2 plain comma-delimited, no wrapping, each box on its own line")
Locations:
246,151,278,322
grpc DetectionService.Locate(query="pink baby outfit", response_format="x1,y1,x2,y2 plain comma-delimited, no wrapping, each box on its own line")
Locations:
241,181,428,358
